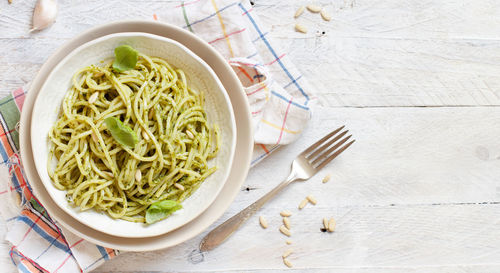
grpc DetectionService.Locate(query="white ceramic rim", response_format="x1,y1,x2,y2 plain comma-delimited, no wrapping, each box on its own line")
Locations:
19,20,253,251
29,32,237,238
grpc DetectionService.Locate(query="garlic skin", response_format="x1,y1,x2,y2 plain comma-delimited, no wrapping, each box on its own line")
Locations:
31,0,58,32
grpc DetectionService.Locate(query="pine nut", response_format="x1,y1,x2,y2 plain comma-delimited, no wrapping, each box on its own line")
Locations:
93,71,104,77
306,194,317,205
135,169,142,182
142,130,149,141
323,217,329,230
91,131,98,142
279,225,291,237
186,130,194,139
282,249,293,258
306,4,322,13
322,174,331,183
328,217,336,232
295,23,307,33
280,210,292,217
174,183,185,191
102,171,114,178
148,108,154,119
298,199,308,209
259,216,268,229
283,258,293,268
286,239,293,245
88,92,99,104
320,9,332,21
294,6,305,18
14,192,21,205
283,217,291,229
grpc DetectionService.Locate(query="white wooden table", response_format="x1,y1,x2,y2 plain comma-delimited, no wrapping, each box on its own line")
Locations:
2,0,500,272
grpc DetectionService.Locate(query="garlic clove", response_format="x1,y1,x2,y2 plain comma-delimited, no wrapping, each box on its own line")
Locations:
31,0,58,32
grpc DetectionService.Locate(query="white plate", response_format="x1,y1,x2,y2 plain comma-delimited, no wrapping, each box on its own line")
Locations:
21,21,252,251
30,33,236,238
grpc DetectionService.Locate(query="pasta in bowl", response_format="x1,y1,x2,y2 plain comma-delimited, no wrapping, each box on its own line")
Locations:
31,33,236,238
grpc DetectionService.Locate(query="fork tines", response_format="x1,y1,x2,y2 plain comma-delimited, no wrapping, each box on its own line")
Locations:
301,126,355,169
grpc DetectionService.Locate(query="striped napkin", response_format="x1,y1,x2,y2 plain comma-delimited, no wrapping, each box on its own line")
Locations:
0,0,314,272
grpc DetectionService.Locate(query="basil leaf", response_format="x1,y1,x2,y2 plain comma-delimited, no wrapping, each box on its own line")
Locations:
104,117,138,148
112,45,138,72
145,200,182,224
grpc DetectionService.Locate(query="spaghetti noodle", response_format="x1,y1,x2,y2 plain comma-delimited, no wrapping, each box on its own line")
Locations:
47,51,219,223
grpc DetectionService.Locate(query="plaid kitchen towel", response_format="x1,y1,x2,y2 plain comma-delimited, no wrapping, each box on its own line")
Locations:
167,0,315,164
0,88,118,273
0,0,315,272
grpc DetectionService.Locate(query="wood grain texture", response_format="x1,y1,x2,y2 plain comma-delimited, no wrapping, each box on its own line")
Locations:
1,0,500,106
1,0,500,272
94,106,500,272
251,0,500,107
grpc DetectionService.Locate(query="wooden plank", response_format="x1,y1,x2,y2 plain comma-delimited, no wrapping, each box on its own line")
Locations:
96,204,500,271
2,0,500,106
2,0,500,40
94,267,500,273
4,34,498,106
95,106,500,271
0,62,41,96
0,0,172,38
244,106,500,206
254,0,500,106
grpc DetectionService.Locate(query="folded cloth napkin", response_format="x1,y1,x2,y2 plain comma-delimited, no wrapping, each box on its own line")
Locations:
0,0,315,272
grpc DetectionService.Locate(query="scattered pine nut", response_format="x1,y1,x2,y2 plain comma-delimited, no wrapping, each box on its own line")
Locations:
142,130,150,141
280,210,292,217
91,131,98,142
295,23,307,33
328,217,336,232
306,4,322,13
286,239,293,245
283,258,293,268
14,192,21,206
93,71,104,77
282,249,293,258
323,217,329,230
186,130,194,139
88,92,99,104
135,169,142,182
322,174,331,183
259,216,268,229
298,198,308,209
279,225,291,237
174,183,185,191
148,108,154,119
306,194,317,205
283,217,291,229
320,9,332,21
102,171,114,178
294,6,305,18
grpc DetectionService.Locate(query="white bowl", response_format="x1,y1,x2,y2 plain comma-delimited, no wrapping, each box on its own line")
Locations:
30,32,236,238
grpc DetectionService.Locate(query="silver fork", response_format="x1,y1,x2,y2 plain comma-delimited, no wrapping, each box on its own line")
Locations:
199,126,355,251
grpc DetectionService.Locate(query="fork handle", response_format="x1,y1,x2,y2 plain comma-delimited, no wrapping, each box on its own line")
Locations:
199,172,296,251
